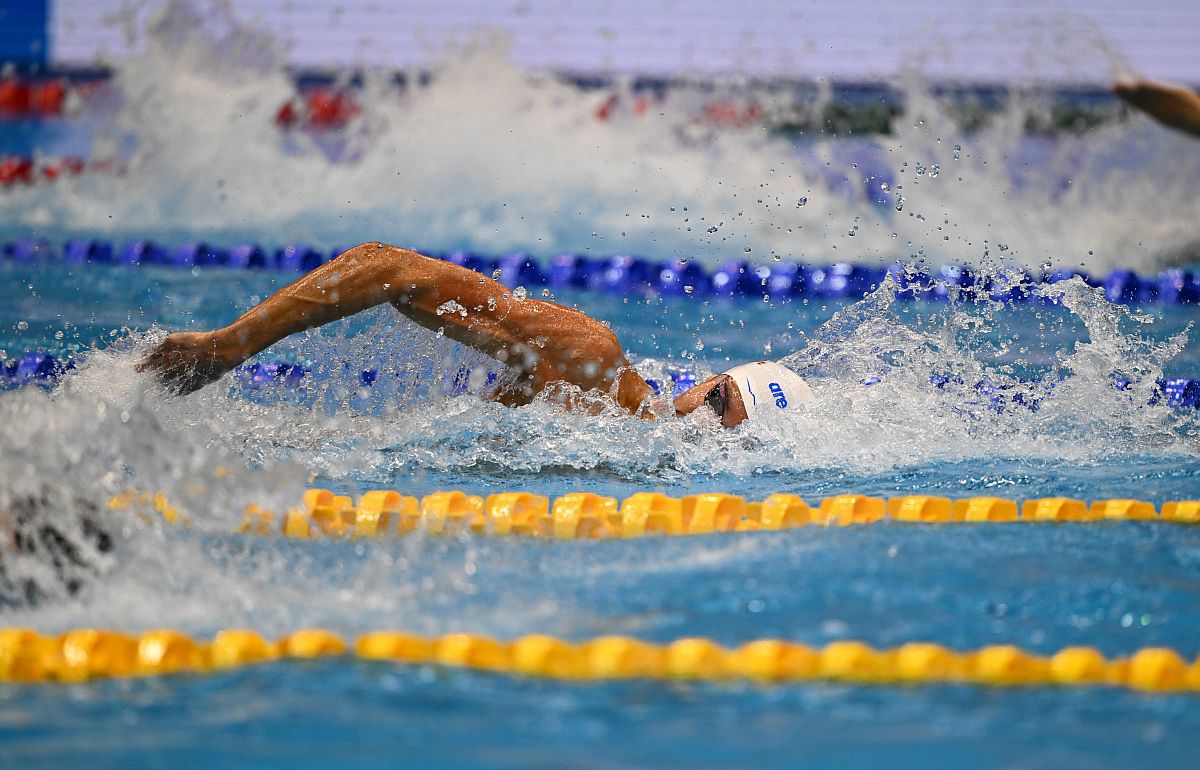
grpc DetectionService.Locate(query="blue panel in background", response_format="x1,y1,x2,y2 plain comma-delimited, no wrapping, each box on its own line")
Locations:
0,0,47,66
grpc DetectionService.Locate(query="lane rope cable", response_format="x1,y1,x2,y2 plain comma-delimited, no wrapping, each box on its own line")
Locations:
3,238,1196,306
6,351,1200,411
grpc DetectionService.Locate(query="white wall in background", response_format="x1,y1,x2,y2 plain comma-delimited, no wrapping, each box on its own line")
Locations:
49,0,1200,84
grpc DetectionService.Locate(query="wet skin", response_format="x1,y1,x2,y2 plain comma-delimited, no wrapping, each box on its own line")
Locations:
137,242,752,426
672,373,750,428
1113,78,1200,138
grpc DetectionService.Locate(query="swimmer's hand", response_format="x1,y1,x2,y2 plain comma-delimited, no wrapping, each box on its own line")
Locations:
1113,78,1200,138
136,331,240,395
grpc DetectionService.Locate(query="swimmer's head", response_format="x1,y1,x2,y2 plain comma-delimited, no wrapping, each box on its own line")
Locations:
672,361,815,428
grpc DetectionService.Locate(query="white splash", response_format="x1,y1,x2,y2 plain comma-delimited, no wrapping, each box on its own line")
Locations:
0,0,1197,272
1,271,1195,633
3,0,1199,637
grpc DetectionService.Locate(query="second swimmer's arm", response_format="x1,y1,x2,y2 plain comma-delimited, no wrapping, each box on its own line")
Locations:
1114,78,1200,138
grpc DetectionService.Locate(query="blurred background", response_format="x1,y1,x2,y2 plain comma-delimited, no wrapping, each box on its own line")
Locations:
14,0,1200,82
0,0,1198,270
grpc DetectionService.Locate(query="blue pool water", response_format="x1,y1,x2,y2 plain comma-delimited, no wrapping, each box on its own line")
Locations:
2,524,1200,769
3,259,1199,506
2,254,1199,769
3,5,1200,767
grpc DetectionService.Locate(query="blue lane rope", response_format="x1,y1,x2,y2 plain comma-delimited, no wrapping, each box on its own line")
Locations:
2,238,1198,306
4,352,1199,411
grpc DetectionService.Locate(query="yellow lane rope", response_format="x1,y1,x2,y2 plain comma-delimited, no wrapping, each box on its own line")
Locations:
2,627,1196,692
111,489,1200,539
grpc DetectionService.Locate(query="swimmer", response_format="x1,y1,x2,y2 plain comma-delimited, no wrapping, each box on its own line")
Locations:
0,495,114,607
137,242,815,428
1113,77,1200,138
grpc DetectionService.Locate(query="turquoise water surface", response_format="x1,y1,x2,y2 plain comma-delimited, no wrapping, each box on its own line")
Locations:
3,7,1200,765
1,254,1199,769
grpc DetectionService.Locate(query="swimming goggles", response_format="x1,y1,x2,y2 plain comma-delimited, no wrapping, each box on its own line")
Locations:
704,376,728,419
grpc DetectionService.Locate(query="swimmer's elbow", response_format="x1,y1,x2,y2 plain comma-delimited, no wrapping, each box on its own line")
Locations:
340,242,429,303
341,241,419,266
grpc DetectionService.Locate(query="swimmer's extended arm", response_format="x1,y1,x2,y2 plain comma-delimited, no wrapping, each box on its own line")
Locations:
1114,78,1200,138
138,242,652,411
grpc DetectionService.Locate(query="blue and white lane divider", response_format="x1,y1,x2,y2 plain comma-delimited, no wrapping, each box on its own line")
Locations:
2,238,1198,306
4,352,1200,411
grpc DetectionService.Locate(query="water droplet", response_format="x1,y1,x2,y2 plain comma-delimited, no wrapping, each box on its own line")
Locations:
929,164,940,178
848,225,859,237
743,247,752,253
894,196,905,212
953,144,962,160
491,268,502,279
486,297,497,311
436,300,468,317
915,163,927,176
16,321,28,331
706,226,718,234
512,286,528,301
880,182,890,192
797,197,808,207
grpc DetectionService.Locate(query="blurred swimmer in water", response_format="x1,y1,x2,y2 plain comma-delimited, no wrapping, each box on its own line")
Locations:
0,495,113,607
1114,77,1200,138
138,242,815,428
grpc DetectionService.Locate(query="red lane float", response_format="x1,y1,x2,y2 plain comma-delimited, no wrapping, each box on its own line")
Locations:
0,78,77,117
275,86,362,130
0,155,118,188
3,74,765,134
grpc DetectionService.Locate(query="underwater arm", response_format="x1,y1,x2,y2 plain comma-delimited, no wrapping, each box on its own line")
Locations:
1114,78,1200,138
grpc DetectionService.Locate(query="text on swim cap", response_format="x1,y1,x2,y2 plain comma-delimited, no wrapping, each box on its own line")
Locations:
769,382,787,408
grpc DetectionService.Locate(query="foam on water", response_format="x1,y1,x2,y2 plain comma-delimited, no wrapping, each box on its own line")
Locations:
0,266,1197,635
2,0,1199,271
2,0,1199,642
5,274,1196,510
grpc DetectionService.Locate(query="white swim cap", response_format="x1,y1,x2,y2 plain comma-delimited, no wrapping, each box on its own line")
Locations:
721,361,815,419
